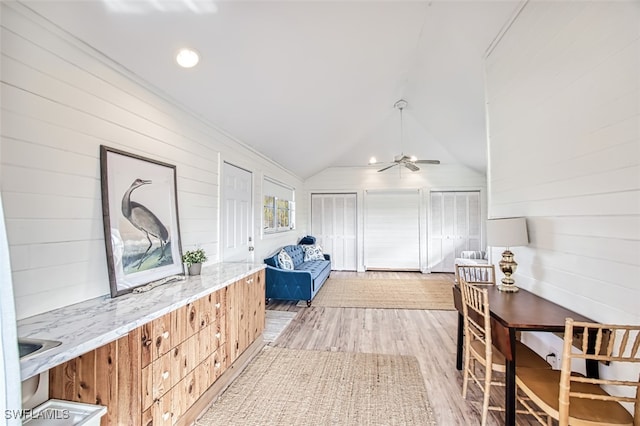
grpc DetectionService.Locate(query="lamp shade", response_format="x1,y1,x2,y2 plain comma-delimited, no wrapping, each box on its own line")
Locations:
486,217,529,248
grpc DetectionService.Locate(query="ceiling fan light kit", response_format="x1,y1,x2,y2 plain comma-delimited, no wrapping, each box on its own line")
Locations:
373,99,440,173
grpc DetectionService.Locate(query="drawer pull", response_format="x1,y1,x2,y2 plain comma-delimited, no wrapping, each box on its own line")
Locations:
215,332,221,339
162,331,170,339
162,371,169,380
162,412,170,421
215,302,221,309
214,362,221,369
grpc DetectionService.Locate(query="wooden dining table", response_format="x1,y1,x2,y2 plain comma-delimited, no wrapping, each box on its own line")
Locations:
452,284,598,426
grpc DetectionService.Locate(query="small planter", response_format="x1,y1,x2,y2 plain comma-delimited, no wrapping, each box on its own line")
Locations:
182,248,207,276
188,263,202,276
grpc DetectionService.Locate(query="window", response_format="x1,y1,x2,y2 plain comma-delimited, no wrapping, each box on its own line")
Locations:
263,178,295,234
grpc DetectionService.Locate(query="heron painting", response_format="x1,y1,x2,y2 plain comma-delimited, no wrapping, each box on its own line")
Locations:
100,146,184,297
121,178,171,271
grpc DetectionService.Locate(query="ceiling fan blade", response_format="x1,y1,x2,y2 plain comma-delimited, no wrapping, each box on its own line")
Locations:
414,159,441,164
405,162,420,172
377,164,397,172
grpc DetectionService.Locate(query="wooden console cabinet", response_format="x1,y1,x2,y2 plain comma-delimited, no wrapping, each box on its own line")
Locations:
49,270,265,425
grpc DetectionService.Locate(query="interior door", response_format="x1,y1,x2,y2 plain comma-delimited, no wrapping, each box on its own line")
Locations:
364,189,420,270
311,193,357,271
429,191,481,272
222,162,252,262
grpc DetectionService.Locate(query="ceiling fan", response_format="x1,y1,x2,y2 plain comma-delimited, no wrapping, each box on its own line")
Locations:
371,99,440,173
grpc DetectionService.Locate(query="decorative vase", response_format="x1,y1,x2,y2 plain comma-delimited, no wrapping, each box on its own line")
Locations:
188,263,202,276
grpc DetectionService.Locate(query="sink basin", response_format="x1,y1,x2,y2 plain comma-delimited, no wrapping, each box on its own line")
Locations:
18,338,62,404
18,337,61,360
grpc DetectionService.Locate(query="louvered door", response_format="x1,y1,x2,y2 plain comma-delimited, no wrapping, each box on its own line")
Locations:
429,191,482,272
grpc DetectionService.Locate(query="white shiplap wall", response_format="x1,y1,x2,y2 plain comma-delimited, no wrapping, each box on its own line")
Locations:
0,3,305,320
305,165,487,271
486,1,640,325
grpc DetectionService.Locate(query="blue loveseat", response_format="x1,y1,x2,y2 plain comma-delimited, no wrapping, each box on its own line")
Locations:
264,245,331,306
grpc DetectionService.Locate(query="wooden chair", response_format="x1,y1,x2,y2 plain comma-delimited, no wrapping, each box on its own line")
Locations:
455,264,496,285
516,318,640,426
460,277,551,425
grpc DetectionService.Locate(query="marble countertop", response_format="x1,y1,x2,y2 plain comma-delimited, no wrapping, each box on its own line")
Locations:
17,262,266,380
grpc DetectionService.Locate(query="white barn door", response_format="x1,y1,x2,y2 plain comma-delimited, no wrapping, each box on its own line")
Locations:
311,193,357,271
364,189,420,271
222,162,252,262
429,191,481,272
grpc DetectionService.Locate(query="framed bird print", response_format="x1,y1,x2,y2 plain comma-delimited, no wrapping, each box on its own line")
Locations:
100,146,184,297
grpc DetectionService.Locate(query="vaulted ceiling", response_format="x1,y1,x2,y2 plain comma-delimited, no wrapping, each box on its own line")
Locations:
22,0,520,179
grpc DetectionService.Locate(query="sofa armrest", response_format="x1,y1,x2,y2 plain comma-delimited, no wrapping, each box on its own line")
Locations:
460,250,487,260
264,265,313,300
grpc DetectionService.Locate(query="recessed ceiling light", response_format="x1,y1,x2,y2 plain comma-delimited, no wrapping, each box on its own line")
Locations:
369,157,377,165
176,48,199,68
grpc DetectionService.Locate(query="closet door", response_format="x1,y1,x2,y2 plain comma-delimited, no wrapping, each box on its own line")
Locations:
429,191,481,272
311,193,357,271
364,189,420,270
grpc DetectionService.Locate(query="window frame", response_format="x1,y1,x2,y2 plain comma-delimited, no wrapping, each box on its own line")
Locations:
263,178,295,235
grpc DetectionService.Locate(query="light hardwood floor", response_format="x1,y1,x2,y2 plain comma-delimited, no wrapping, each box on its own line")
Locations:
266,271,539,426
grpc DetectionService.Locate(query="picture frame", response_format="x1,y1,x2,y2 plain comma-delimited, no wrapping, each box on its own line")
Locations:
100,146,184,297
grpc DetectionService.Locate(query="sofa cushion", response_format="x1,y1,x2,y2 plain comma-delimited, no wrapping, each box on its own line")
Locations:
303,245,325,261
278,249,294,270
283,245,305,268
296,260,329,275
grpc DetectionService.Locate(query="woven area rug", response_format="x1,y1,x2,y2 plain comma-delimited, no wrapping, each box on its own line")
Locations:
299,278,455,310
196,346,436,426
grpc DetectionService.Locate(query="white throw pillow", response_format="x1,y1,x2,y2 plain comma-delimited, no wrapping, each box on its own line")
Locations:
303,245,325,261
278,249,294,270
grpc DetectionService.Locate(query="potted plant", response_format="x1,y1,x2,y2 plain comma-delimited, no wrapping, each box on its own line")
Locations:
182,248,207,276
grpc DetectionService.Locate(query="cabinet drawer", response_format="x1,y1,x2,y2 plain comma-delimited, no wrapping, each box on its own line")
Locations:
171,302,199,346
170,333,198,384
198,293,214,330
211,321,225,350
140,312,172,367
152,315,173,358
143,385,178,426
214,287,227,322
197,324,212,365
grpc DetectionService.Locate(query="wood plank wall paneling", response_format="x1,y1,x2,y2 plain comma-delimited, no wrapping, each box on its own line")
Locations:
485,1,640,324
0,2,304,319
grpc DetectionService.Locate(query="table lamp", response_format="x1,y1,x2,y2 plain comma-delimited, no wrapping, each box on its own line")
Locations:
486,217,529,292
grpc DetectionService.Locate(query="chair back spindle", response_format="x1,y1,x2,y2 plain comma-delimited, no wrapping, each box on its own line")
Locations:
456,264,496,286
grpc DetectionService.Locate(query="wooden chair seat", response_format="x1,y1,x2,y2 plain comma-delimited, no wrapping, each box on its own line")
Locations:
517,367,634,425
516,318,640,426
470,340,551,372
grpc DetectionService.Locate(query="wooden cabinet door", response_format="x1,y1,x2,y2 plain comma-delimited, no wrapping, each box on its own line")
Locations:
50,330,142,426
250,270,265,342
226,279,241,362
226,271,265,362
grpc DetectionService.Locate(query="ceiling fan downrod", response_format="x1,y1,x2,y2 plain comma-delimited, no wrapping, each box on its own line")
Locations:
373,99,441,173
